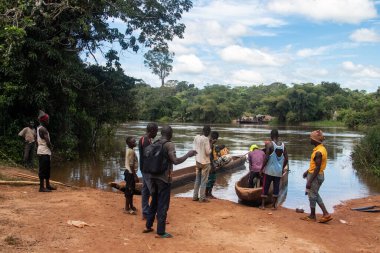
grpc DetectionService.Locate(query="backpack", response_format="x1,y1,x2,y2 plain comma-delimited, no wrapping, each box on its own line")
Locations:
142,140,169,174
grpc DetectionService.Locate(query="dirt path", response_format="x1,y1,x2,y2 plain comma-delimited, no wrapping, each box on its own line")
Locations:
0,166,379,253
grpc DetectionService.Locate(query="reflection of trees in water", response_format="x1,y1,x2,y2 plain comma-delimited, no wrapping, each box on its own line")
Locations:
53,137,126,188
355,170,380,194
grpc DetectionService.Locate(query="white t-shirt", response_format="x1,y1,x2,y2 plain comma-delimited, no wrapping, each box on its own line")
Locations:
193,135,211,164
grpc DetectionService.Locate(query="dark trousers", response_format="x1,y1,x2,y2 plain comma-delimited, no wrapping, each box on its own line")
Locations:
248,171,261,188
146,178,171,235
261,174,281,197
141,173,151,217
23,142,35,168
38,155,51,179
124,171,135,198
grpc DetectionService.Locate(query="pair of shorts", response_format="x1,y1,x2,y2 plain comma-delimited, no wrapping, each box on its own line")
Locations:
261,174,281,197
124,171,135,197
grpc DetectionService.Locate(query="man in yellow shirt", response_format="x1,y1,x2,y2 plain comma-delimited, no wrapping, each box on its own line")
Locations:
301,130,332,223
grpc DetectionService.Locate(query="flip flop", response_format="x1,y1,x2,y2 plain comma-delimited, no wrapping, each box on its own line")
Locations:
155,232,173,238
318,216,333,223
300,216,316,222
143,228,154,233
351,206,379,211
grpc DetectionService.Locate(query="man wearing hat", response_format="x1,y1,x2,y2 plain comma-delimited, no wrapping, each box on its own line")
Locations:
36,110,54,192
301,130,332,223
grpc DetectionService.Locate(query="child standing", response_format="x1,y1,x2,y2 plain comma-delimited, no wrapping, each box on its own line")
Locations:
124,136,139,215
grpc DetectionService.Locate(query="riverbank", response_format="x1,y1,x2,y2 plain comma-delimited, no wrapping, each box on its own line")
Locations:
1,166,379,253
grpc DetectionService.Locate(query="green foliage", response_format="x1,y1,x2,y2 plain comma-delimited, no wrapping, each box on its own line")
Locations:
131,81,380,126
0,0,192,161
352,125,380,177
144,46,174,86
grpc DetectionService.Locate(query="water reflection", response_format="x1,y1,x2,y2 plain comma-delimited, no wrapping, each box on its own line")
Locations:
52,122,380,212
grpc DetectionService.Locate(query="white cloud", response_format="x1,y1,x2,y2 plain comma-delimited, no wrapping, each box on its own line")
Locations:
296,46,329,57
173,54,205,74
230,70,265,84
220,45,286,66
294,68,329,78
342,61,380,78
350,28,380,42
187,1,286,27
268,0,377,23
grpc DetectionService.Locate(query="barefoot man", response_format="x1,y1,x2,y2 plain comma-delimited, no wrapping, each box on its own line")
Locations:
301,130,332,223
260,129,288,210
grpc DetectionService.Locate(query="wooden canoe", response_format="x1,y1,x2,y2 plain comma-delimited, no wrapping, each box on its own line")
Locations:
235,165,289,206
109,155,247,194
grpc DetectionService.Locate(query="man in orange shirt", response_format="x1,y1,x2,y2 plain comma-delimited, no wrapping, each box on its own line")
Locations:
301,130,332,223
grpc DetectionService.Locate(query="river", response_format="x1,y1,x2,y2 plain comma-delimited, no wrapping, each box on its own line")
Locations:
53,122,380,212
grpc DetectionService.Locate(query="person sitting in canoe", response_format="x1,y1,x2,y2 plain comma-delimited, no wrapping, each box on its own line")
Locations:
247,144,265,188
213,144,231,167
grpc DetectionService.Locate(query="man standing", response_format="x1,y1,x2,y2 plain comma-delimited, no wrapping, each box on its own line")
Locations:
260,129,288,209
18,121,36,169
193,125,214,203
301,130,332,223
36,110,54,192
144,125,196,238
138,123,158,220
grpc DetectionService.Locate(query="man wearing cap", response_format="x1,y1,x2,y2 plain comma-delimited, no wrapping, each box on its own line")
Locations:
247,144,265,188
36,110,54,192
18,121,37,169
301,130,332,223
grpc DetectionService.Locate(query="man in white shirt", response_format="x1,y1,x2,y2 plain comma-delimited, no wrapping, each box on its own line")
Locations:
192,125,214,202
18,121,36,169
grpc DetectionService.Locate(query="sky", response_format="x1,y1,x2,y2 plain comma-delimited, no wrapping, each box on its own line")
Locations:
103,0,380,92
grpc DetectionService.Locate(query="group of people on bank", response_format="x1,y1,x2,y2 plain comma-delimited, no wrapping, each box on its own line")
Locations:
19,114,332,238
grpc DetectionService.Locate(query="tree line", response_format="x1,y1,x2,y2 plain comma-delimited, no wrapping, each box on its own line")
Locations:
132,81,380,127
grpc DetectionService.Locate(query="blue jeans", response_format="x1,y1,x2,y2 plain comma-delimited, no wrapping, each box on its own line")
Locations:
141,173,151,217
146,178,171,235
193,162,211,201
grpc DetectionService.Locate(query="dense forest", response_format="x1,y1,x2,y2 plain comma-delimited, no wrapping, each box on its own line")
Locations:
0,1,379,176
131,81,380,127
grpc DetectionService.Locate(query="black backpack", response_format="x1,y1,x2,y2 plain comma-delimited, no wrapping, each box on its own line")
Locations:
142,140,169,174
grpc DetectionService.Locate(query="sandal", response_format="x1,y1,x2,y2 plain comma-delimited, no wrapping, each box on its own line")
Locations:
143,228,154,233
318,215,333,223
300,216,316,222
155,232,173,238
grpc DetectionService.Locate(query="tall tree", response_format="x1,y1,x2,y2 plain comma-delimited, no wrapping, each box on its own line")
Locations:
144,46,174,86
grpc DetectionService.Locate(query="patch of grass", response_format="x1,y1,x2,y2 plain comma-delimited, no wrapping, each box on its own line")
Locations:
4,235,22,246
301,120,345,127
352,125,380,177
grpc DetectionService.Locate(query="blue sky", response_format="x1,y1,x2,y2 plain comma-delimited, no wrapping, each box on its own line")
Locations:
101,0,380,92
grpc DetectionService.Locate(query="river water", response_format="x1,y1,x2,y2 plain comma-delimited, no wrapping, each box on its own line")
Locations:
53,122,380,212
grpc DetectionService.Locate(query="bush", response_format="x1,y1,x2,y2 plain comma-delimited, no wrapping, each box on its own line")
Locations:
352,125,380,177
